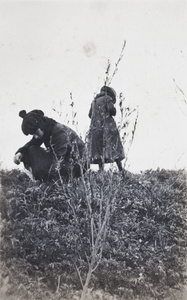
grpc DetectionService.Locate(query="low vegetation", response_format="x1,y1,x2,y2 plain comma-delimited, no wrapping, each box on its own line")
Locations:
0,167,186,299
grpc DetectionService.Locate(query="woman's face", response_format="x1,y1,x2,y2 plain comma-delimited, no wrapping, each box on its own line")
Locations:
33,128,44,139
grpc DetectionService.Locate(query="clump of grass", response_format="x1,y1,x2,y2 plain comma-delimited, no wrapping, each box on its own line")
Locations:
0,168,186,300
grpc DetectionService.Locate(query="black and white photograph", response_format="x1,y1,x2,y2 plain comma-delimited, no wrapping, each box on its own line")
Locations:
0,1,187,299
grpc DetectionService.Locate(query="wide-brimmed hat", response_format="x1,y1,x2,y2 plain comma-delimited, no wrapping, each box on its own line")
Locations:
19,109,45,135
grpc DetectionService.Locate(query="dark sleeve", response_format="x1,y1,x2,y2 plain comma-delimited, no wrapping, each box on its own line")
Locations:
106,98,116,116
15,137,43,154
88,104,92,118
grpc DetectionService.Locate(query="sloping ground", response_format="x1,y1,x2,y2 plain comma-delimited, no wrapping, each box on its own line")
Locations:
0,168,186,300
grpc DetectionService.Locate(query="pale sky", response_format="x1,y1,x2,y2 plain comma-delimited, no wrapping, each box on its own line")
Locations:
0,0,187,173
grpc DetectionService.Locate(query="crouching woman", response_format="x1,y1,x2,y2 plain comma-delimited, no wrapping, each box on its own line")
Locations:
14,109,87,182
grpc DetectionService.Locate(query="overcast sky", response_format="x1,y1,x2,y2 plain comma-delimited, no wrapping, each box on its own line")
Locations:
0,0,187,173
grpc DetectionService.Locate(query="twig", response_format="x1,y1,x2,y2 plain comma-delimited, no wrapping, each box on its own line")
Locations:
75,266,84,288
55,274,61,294
107,40,126,85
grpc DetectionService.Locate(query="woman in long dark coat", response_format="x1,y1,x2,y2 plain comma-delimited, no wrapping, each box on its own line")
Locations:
87,86,125,171
14,109,86,182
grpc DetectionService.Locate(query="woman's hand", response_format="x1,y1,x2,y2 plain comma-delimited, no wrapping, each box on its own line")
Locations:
13,152,23,164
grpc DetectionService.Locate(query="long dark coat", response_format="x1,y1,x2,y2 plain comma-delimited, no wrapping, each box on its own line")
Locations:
87,92,125,164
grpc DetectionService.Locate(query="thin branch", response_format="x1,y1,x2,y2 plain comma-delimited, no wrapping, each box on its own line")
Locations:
55,275,61,294
107,40,126,85
75,266,84,288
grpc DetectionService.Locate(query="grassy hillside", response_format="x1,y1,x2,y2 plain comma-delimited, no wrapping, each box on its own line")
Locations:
0,168,186,300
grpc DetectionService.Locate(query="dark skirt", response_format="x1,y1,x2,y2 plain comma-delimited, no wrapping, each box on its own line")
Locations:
21,145,84,182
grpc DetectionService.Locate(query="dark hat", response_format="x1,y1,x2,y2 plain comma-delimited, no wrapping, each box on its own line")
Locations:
100,86,116,103
19,109,45,135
